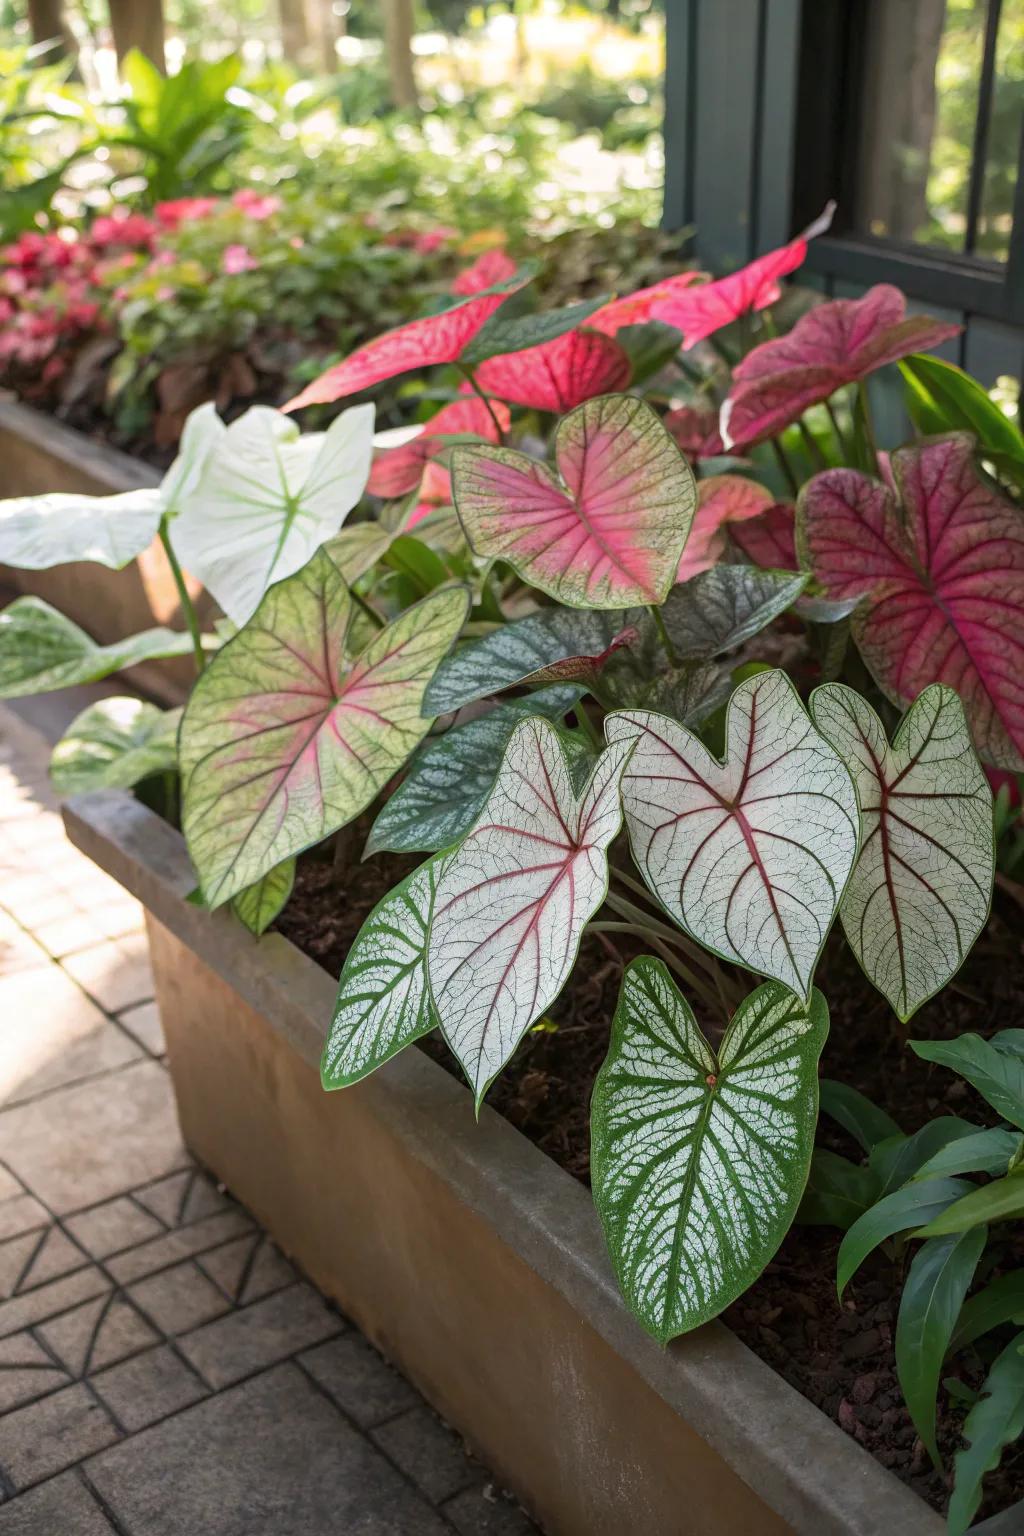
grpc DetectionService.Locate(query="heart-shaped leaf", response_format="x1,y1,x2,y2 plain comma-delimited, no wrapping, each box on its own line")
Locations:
588,270,705,336
799,435,1024,768
474,329,631,413
231,859,295,937
322,523,396,585
427,719,633,1106
460,295,608,366
660,566,808,660
0,598,198,698
0,487,164,572
451,395,696,608
607,669,859,998
50,698,181,794
730,502,798,570
367,394,508,499
180,549,468,906
592,957,828,1341
811,683,994,1020
676,474,775,581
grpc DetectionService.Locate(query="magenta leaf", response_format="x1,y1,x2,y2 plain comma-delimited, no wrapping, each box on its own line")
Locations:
677,474,774,581
451,394,697,607
798,434,1024,768
474,329,631,412
664,404,724,460
451,247,517,297
588,270,705,337
730,502,798,570
367,394,509,499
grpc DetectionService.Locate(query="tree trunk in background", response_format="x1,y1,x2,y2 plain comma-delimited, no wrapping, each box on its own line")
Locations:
307,0,342,74
28,0,77,62
279,0,312,65
382,0,418,110
108,0,165,72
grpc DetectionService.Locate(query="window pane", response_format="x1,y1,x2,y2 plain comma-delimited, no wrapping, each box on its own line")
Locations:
976,0,1024,259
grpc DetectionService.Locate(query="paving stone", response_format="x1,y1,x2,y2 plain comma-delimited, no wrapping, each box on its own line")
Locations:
65,1196,165,1261
198,1234,295,1304
443,1488,539,1536
0,964,140,1109
0,1193,48,1244
178,1282,342,1389
0,910,49,974
38,1292,159,1376
300,1333,419,1428
32,910,116,960
0,875,77,930
0,1471,115,1534
117,999,165,1056
86,1362,449,1536
371,1405,480,1504
0,1166,23,1203
129,1261,232,1335
15,1225,89,1292
0,1382,120,1488
0,1266,110,1340
106,1209,253,1286
0,1331,70,1412
61,934,154,1014
0,1060,188,1214
91,1343,207,1432
135,1167,229,1228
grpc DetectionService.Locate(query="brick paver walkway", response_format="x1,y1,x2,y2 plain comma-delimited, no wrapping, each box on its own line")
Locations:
0,701,537,1536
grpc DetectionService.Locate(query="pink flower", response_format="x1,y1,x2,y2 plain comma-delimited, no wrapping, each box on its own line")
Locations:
90,212,157,252
155,197,219,227
232,188,282,221
222,244,259,276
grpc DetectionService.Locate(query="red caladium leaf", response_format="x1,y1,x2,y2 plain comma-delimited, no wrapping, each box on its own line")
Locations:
451,247,517,297
798,434,1024,769
367,393,509,499
588,270,705,337
730,502,798,570
664,404,724,460
473,328,631,412
677,474,774,581
451,394,697,607
722,285,962,449
407,460,453,525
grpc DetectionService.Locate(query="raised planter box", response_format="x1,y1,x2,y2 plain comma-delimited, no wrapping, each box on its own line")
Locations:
61,788,991,1536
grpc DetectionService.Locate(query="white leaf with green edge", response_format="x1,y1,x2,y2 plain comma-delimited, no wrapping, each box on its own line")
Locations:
427,719,633,1107
365,685,585,856
948,1331,1024,1536
0,486,163,571
591,958,828,1342
173,401,375,625
607,669,859,1000
0,598,198,698
811,683,993,1021
910,1036,1024,1132
231,858,296,936
659,567,808,660
322,522,395,585
159,400,226,518
180,548,468,907
323,850,451,1089
50,698,181,794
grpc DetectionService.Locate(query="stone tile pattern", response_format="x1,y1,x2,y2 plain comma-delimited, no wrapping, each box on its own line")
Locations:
0,704,537,1536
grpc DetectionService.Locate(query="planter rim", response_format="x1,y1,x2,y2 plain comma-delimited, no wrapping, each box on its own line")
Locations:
64,788,952,1536
0,398,160,494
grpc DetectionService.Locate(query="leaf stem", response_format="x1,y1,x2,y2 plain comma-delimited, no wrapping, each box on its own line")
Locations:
158,520,205,675
824,398,848,461
769,437,801,498
349,586,386,630
857,380,881,473
459,365,506,445
648,603,679,665
797,419,827,471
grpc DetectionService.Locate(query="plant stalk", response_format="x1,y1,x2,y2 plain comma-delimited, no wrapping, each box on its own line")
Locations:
648,603,679,665
159,521,205,675
459,365,506,444
769,437,801,498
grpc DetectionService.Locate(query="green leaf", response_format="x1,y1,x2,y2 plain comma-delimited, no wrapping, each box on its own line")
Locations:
948,1331,1024,1536
459,296,607,366
911,1128,1023,1185
819,1079,902,1153
836,1178,971,1298
0,487,163,571
915,1172,1024,1237
900,354,1024,472
614,321,683,385
50,698,181,795
383,533,452,594
322,850,449,1089
231,859,295,937
895,1228,987,1469
364,685,584,856
870,1118,981,1198
659,567,808,660
0,599,197,699
591,958,829,1342
951,1270,1024,1354
798,1148,880,1232
992,1029,1024,1061
322,522,395,584
911,1036,1024,1132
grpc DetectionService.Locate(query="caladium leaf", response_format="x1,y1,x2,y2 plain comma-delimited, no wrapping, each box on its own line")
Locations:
587,270,705,337
474,329,631,413
607,669,859,998
660,566,808,659
322,523,396,585
460,296,608,367
664,404,724,461
451,247,517,297
427,719,633,1106
180,550,468,906
592,957,828,1341
947,1330,1024,1536
0,598,198,698
172,402,375,626
451,395,696,608
366,393,509,499
729,502,798,571
50,698,181,794
365,684,585,856
811,683,993,1020
676,475,775,581
231,859,295,937
799,435,1024,769
322,850,451,1088
0,487,164,572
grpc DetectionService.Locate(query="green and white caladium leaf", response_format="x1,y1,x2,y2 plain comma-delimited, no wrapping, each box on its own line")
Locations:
180,548,468,906
427,718,633,1107
659,566,808,660
811,683,993,1021
323,849,451,1089
231,859,296,937
50,698,181,794
364,684,585,856
173,402,375,625
322,522,395,585
607,669,860,999
592,957,828,1342
0,599,198,698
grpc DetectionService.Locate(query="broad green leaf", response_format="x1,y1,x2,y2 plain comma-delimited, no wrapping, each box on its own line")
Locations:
660,567,808,660
819,1079,901,1153
951,1271,1024,1354
364,685,584,856
427,719,633,1107
870,1118,981,1198
180,549,468,906
798,1148,879,1231
620,660,731,727
895,1227,987,1469
0,599,197,699
231,859,295,937
948,1331,1024,1536
322,522,395,585
323,850,450,1089
911,1128,1023,1185
900,354,1024,472
915,1172,1024,1236
811,684,994,1020
836,1177,971,1298
911,1036,1024,1132
0,487,163,571
459,296,607,367
993,1028,1024,1060
608,669,860,1000
50,698,181,794
592,958,828,1342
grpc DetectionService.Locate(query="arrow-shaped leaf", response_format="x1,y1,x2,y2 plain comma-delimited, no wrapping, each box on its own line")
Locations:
607,669,859,999
0,599,198,698
592,958,828,1342
427,718,633,1106
50,698,181,794
811,683,994,1021
0,487,164,572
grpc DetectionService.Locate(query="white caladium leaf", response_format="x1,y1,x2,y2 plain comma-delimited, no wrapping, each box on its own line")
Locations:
660,566,808,660
173,402,375,625
592,957,828,1341
159,401,226,518
428,718,634,1106
50,698,181,794
0,598,198,698
811,683,994,1021
323,850,451,1089
180,548,468,906
607,669,859,999
365,684,585,856
231,859,296,937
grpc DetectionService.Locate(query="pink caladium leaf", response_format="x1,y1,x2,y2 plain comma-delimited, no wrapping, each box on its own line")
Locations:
367,393,509,499
676,474,774,581
730,502,798,570
474,328,631,412
451,394,697,608
799,434,1024,768
180,548,469,906
664,404,724,460
427,717,634,1106
451,247,518,297
588,270,705,337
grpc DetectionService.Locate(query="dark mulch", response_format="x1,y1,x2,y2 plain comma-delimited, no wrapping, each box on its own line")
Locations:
276,840,1024,1521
